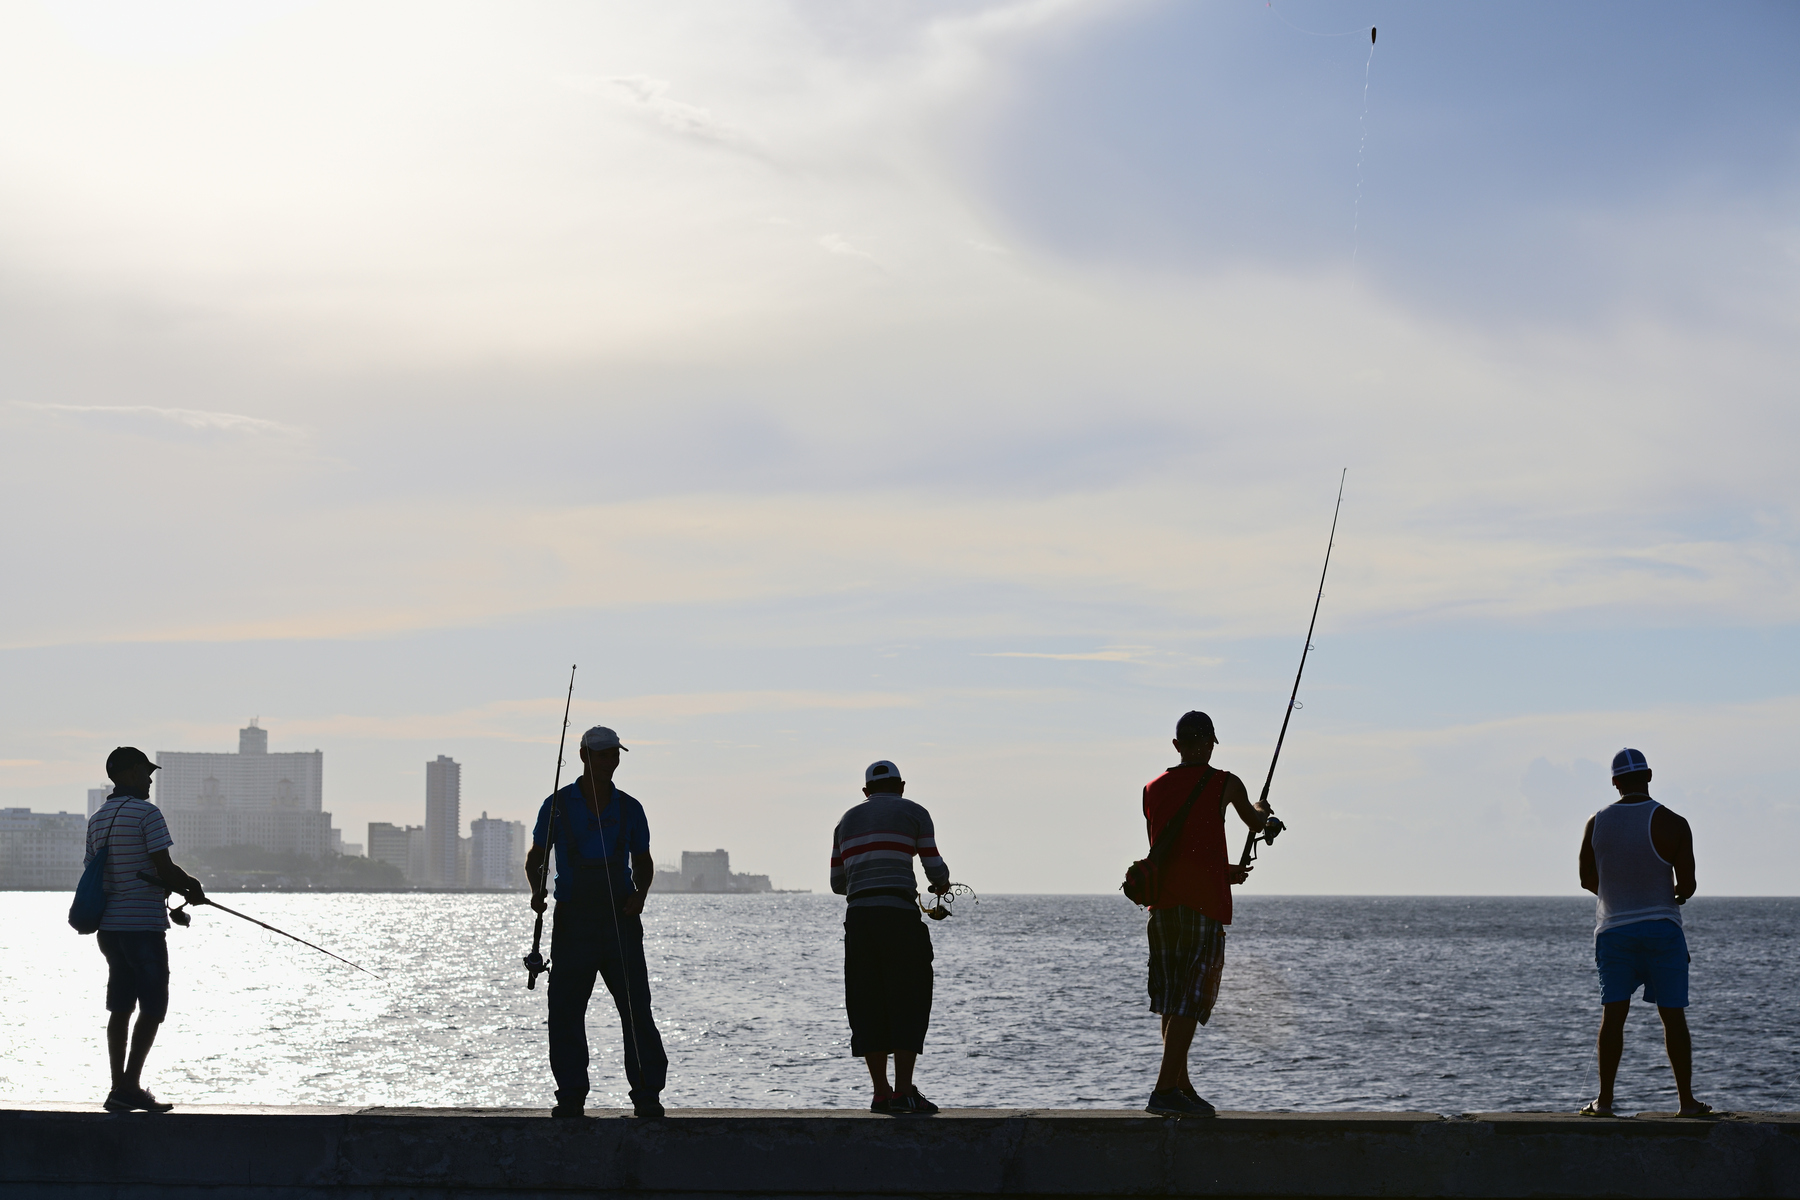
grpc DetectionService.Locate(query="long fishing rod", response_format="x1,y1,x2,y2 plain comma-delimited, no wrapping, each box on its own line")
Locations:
1241,469,1346,871
524,664,577,990
137,871,377,976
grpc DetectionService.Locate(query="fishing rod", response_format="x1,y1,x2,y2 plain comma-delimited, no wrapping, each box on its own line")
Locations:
523,664,576,989
1241,469,1346,872
137,871,377,976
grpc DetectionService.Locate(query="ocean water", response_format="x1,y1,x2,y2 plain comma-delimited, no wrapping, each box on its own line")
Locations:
2,893,1794,1114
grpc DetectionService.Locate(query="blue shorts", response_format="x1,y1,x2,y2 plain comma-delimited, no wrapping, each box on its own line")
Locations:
1595,919,1688,1008
97,930,169,1022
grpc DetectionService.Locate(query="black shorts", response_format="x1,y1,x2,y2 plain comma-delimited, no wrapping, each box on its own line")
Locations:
97,930,169,1022
844,906,933,1057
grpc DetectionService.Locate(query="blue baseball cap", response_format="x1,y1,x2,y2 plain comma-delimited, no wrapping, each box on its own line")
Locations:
1175,711,1218,744
1611,748,1649,778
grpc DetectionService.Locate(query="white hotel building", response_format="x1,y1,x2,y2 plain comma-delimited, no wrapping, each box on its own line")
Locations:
154,720,339,857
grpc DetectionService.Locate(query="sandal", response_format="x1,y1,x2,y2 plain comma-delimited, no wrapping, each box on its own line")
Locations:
1676,1102,1715,1118
1578,1101,1616,1117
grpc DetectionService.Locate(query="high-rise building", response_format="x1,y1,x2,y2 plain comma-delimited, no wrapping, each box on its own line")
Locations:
469,812,527,890
0,809,87,888
681,849,732,892
367,822,421,880
87,788,112,818
424,755,461,887
154,721,337,857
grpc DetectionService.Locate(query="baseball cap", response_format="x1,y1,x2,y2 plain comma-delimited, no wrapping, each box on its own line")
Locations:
105,746,160,782
865,760,902,785
1611,748,1649,778
580,726,629,752
1175,710,1218,744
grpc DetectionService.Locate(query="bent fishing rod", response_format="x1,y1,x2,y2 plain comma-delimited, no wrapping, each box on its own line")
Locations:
136,871,377,976
1241,469,1346,872
523,664,576,990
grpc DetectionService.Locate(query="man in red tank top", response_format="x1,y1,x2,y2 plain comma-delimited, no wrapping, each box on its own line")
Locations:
1141,710,1271,1118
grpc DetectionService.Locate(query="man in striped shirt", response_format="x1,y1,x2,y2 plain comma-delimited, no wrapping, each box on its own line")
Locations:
830,759,951,1115
85,746,205,1114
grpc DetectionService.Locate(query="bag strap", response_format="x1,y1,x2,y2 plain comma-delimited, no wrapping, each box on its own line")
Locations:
1146,766,1214,871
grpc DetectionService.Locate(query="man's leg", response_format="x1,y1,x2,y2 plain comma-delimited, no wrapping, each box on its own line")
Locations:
596,916,668,1108
864,1054,891,1095
107,1011,131,1090
547,912,600,1110
1595,1000,1630,1110
1156,1014,1198,1095
122,1017,162,1091
892,1051,917,1093
1657,1007,1702,1112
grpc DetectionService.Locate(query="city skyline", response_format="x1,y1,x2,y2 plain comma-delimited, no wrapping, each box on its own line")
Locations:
2,3,1795,895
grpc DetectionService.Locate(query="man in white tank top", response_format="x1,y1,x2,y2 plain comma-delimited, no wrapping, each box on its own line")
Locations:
1575,748,1710,1117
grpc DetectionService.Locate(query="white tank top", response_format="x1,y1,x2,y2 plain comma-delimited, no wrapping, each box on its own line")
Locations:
1591,798,1682,935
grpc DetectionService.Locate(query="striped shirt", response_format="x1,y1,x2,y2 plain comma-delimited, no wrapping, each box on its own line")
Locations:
830,795,949,910
85,796,173,932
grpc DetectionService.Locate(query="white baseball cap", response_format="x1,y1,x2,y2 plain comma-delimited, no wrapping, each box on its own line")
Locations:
581,726,629,752
864,760,901,784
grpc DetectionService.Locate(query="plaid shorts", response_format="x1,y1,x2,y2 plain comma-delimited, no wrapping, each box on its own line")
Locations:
1146,905,1226,1023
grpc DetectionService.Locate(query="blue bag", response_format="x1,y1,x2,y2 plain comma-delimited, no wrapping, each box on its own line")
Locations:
69,798,124,935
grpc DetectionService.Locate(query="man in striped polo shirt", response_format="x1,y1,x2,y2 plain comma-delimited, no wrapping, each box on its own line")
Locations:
830,760,952,1115
86,746,206,1113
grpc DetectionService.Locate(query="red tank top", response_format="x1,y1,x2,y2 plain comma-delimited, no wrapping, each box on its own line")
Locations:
1142,763,1234,923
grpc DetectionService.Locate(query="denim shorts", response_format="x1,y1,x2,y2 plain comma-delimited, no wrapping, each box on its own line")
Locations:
97,930,169,1022
1595,919,1688,1008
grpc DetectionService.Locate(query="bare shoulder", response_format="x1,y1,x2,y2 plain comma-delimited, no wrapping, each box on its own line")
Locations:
1652,804,1692,832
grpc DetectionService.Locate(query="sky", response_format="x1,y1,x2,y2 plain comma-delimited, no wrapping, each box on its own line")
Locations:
2,0,1796,895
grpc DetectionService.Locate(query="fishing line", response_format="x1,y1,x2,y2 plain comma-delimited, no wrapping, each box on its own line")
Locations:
523,665,576,990
1352,28,1377,261
586,744,649,1100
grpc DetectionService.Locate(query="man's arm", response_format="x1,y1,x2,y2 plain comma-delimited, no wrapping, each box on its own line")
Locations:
918,810,951,895
526,843,550,913
624,851,653,916
1651,808,1697,902
830,824,847,896
148,850,205,904
1226,773,1269,832
1578,816,1598,895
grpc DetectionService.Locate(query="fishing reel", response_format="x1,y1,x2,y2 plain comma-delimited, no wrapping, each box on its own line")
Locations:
920,883,976,921
169,902,192,928
1261,814,1286,846
523,948,551,990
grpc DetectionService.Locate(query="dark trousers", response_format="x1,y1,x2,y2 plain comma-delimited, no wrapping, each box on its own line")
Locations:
548,902,667,1106
844,905,934,1057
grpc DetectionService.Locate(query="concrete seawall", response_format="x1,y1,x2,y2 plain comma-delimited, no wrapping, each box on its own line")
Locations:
3,1107,1795,1200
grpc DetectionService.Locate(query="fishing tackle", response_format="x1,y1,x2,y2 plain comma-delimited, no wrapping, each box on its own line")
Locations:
523,664,576,990
919,883,977,921
1240,470,1345,873
138,871,376,975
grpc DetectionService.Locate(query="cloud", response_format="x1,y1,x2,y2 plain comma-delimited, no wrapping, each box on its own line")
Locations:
601,74,753,150
19,404,303,439
978,647,1149,662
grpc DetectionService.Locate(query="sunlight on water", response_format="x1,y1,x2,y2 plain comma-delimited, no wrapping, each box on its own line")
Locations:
3,894,1794,1113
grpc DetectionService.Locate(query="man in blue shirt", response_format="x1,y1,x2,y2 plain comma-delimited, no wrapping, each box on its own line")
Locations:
526,725,667,1118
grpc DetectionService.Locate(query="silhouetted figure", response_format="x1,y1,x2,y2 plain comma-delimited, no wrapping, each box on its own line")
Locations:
525,726,668,1119
86,746,205,1113
1577,748,1711,1117
1141,711,1270,1118
831,760,952,1114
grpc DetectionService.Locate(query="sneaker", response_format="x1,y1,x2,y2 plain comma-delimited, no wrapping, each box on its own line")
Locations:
1146,1089,1214,1118
633,1097,666,1119
104,1087,173,1114
889,1086,939,1116
870,1092,893,1114
1180,1086,1218,1118
550,1102,587,1119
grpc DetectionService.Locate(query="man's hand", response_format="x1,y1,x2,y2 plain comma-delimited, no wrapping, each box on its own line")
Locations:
530,888,548,915
930,880,952,896
181,880,207,906
621,889,648,916
1228,863,1252,885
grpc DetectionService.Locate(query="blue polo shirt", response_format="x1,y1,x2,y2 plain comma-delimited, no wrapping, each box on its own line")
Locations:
532,781,650,901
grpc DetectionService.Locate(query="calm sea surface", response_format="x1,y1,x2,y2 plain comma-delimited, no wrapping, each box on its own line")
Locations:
3,894,1794,1114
